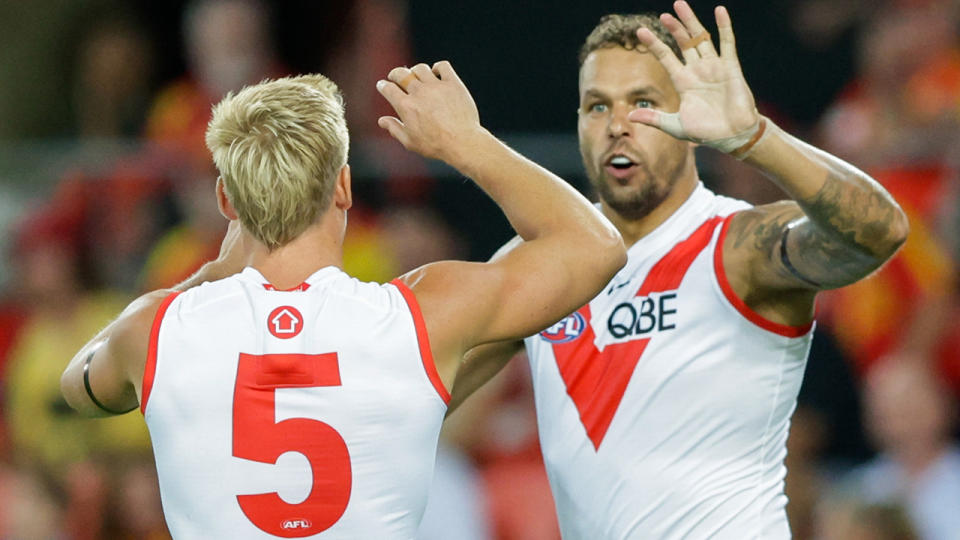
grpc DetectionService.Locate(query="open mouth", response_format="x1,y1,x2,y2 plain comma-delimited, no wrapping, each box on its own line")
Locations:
605,154,637,181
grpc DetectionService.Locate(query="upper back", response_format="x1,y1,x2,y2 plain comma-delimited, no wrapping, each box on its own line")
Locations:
143,267,448,539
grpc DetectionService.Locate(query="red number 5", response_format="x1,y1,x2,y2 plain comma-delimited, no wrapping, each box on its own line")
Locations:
233,353,352,537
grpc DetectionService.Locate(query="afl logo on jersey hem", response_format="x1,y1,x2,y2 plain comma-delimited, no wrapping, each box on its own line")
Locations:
280,518,313,530
540,311,587,344
267,306,303,339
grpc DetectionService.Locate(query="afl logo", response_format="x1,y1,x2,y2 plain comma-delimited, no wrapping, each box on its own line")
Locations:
267,306,303,339
281,518,313,530
540,311,587,344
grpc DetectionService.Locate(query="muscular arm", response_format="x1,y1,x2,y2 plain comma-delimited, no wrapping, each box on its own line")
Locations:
61,224,246,417
378,62,625,389
446,340,523,417
728,126,908,292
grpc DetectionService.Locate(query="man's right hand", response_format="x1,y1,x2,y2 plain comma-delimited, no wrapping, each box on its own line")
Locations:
377,60,625,401
375,61,488,165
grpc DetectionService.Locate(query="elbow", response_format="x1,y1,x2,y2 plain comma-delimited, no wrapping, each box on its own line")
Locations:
890,206,910,251
596,228,628,278
59,368,78,413
879,205,910,260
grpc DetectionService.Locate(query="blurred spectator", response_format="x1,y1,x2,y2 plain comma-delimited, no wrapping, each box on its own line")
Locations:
838,360,960,540
145,0,285,163
76,165,178,291
138,162,222,291
0,0,121,139
3,205,158,539
816,491,919,540
102,460,170,540
381,205,465,274
3,208,152,467
0,463,65,539
819,0,960,166
815,0,960,393
72,17,155,138
138,0,284,289
0,282,29,461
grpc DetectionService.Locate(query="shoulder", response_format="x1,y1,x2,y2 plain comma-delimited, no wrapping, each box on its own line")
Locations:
111,290,178,367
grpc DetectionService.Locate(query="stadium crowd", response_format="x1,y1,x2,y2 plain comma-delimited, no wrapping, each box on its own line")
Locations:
0,0,958,538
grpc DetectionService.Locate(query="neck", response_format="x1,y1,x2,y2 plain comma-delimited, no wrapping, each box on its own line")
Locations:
244,216,344,290
604,170,699,247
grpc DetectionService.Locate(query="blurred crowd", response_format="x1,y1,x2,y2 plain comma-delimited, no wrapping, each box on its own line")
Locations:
0,1,958,539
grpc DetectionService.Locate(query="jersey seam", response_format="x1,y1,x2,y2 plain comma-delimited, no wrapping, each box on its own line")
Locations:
751,344,789,537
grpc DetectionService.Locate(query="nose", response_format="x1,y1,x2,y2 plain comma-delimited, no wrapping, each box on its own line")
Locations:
607,105,633,139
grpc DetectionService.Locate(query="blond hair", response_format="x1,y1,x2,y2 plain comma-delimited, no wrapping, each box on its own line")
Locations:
206,73,349,249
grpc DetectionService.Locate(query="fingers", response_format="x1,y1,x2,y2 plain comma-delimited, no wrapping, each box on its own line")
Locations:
387,66,422,94
627,107,659,127
628,109,686,140
432,60,459,82
410,63,436,82
636,28,684,75
669,1,719,59
376,78,407,112
377,116,410,147
714,6,739,63
660,13,698,64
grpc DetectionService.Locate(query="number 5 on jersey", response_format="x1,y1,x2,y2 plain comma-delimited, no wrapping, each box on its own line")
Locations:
233,353,352,537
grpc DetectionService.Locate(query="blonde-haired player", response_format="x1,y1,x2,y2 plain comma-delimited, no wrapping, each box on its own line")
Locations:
61,66,625,538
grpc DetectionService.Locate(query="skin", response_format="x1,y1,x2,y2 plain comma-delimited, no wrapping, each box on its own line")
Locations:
447,1,909,413
61,63,626,417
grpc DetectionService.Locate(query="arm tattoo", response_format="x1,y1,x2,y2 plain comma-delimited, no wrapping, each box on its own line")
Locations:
800,170,899,259
779,222,822,288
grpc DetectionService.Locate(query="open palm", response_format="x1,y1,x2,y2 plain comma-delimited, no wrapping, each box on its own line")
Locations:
628,1,759,146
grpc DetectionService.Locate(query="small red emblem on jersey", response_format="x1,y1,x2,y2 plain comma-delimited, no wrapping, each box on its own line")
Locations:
268,306,303,339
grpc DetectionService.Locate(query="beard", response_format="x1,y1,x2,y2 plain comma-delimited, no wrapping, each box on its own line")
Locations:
586,157,677,221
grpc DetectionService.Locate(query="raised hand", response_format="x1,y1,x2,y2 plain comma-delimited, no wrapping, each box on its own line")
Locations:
628,1,760,152
376,61,486,164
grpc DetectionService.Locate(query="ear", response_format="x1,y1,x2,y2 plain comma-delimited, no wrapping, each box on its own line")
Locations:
216,177,239,220
333,165,353,211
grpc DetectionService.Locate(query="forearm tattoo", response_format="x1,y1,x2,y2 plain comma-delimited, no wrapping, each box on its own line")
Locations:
732,167,904,290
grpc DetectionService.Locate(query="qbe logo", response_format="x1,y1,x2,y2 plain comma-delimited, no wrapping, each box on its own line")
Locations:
281,518,313,530
540,311,587,344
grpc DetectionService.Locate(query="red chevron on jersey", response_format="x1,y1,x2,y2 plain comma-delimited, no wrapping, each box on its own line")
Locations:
551,217,723,449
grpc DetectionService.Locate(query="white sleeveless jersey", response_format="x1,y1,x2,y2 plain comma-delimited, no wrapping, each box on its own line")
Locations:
141,266,449,539
524,184,814,539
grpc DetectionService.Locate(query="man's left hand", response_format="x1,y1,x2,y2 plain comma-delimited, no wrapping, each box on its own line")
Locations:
628,1,759,151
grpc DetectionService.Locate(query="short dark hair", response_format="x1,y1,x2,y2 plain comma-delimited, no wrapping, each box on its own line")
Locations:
578,14,683,67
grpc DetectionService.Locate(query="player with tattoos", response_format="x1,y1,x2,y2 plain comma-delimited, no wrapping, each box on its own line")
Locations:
449,2,908,538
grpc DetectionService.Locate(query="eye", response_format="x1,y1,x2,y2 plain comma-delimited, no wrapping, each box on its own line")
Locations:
635,99,653,109
587,102,608,114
